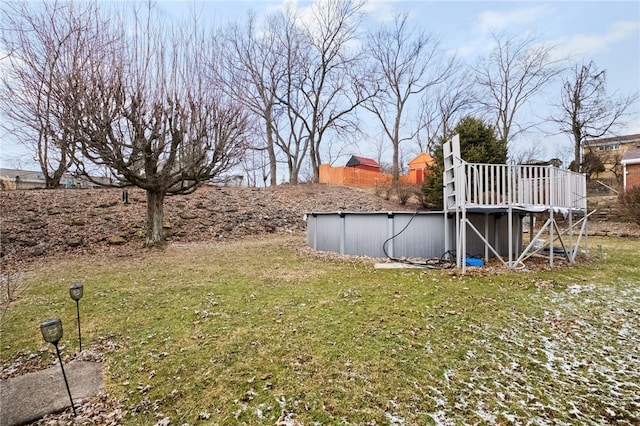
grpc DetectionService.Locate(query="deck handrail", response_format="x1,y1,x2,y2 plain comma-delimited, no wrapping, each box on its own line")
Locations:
459,162,587,210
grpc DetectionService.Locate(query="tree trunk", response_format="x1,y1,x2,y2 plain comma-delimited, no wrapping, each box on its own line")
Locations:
146,189,165,246
45,177,60,189
392,113,401,185
310,137,320,184
392,141,400,185
45,162,67,189
290,161,299,185
268,142,277,187
265,107,278,187
573,128,582,172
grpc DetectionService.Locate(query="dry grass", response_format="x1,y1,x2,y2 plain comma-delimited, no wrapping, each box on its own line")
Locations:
1,235,639,425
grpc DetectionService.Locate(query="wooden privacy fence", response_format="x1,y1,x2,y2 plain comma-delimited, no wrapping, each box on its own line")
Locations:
319,164,426,187
319,164,392,187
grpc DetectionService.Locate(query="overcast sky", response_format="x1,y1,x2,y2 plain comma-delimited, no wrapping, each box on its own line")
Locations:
155,0,640,103
1,0,638,170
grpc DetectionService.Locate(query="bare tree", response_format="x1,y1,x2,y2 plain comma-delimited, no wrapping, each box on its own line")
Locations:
219,13,283,186
509,141,546,165
0,0,107,188
474,32,563,149
365,13,454,183
240,147,272,187
417,65,476,154
66,6,250,245
270,7,311,184
551,61,638,171
276,0,371,183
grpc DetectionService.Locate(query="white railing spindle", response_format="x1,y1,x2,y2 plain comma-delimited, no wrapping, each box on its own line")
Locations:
460,162,586,210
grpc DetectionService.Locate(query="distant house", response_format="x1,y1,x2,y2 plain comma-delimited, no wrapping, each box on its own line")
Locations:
0,168,110,190
621,147,640,191
0,169,47,190
345,155,381,172
583,134,640,181
211,174,244,187
520,158,563,167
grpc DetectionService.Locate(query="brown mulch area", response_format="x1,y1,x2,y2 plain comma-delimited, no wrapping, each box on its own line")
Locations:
0,184,410,272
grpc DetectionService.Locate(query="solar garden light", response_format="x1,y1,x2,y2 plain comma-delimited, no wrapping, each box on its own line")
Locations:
40,318,77,417
69,283,84,351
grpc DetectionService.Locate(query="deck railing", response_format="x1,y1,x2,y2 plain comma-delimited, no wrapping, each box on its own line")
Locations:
460,163,587,210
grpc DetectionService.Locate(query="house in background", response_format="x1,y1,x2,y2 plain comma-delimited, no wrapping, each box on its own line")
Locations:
583,133,640,182
621,147,640,191
0,169,46,190
0,168,111,190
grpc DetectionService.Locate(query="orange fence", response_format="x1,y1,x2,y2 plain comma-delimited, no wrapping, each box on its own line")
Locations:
399,169,425,185
319,164,392,187
319,164,427,188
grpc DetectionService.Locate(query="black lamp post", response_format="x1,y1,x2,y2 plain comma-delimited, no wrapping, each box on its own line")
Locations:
40,318,77,417
69,283,83,351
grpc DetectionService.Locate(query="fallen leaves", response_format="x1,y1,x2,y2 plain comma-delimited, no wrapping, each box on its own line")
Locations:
0,185,409,271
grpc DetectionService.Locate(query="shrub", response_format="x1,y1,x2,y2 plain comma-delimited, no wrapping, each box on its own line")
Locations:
374,181,390,199
618,185,640,225
395,183,414,205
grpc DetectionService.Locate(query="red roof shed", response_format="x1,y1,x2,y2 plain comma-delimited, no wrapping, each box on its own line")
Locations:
345,155,380,172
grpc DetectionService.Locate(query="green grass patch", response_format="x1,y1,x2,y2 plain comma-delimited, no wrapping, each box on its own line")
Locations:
1,236,639,425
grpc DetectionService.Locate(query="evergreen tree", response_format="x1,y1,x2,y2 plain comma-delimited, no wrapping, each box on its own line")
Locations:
421,116,506,209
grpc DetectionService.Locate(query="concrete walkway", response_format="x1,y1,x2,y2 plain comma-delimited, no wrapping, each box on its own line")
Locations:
0,361,102,426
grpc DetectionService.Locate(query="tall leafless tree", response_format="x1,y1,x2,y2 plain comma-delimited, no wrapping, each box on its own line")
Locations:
365,13,454,183
276,0,370,183
240,148,272,187
269,7,311,184
474,32,564,150
551,61,638,172
219,13,283,186
66,5,250,245
417,66,476,155
0,0,108,188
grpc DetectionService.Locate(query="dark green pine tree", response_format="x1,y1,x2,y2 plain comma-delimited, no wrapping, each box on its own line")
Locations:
421,116,506,209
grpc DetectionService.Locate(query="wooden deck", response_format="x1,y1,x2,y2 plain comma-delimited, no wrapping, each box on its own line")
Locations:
443,135,588,271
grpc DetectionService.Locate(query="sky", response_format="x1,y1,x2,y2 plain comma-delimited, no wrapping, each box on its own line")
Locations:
1,0,639,171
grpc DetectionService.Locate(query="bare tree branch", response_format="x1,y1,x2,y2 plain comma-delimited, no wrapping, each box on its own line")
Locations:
551,61,639,171
274,0,371,183
218,13,284,186
65,4,250,245
364,13,454,183
0,0,109,188
417,65,477,154
474,32,564,150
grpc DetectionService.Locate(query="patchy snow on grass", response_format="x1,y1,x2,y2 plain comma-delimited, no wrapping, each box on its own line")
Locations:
566,284,596,294
422,280,640,424
385,412,406,425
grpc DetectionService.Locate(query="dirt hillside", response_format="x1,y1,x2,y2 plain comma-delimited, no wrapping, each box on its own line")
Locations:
0,184,411,270
1,184,638,271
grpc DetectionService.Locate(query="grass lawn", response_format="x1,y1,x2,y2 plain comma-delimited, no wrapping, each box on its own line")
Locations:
1,235,639,425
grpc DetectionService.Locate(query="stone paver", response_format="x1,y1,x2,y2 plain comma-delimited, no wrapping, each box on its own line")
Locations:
0,361,102,426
